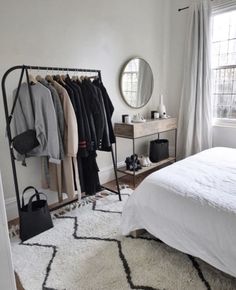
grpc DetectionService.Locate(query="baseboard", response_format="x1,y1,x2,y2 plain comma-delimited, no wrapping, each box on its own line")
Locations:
5,197,17,222
99,161,125,184
5,153,175,221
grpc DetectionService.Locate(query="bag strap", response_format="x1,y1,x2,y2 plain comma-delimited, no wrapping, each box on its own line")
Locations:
25,68,36,119
27,192,48,212
8,67,25,125
8,67,35,125
22,186,39,207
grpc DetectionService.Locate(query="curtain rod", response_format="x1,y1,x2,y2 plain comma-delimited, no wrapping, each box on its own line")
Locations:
178,0,213,12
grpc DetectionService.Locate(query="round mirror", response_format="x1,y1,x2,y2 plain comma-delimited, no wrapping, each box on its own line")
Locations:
120,58,154,108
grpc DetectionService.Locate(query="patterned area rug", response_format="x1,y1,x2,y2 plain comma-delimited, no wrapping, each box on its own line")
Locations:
11,189,236,290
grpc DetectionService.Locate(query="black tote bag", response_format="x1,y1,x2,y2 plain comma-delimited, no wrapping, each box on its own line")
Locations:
19,186,53,242
149,139,169,163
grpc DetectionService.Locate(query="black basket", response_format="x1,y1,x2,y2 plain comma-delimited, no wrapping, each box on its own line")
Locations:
149,139,169,162
19,186,53,242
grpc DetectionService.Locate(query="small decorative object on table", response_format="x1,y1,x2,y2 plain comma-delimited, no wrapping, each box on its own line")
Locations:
132,113,146,123
151,110,158,119
154,112,159,119
124,115,131,124
158,94,167,118
122,114,129,123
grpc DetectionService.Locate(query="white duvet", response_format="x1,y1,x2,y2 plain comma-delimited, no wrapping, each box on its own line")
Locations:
121,147,236,277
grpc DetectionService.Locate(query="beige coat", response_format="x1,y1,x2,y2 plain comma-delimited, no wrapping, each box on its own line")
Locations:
42,81,81,200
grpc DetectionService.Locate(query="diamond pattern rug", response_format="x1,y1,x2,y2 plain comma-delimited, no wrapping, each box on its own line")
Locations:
11,189,236,290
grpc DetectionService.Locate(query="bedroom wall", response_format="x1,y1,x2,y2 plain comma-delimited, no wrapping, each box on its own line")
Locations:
161,0,189,119
0,0,167,219
213,126,236,148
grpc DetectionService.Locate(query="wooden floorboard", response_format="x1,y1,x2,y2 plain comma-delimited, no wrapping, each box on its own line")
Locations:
15,272,24,290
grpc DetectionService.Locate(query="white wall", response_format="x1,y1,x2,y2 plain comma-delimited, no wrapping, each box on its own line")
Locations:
0,0,167,219
213,126,236,148
162,0,189,118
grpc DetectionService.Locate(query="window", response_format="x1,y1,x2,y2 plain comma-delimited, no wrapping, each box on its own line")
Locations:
122,59,139,107
212,10,236,122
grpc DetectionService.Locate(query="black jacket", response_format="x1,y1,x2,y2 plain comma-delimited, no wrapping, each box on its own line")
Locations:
79,80,105,151
65,76,91,156
93,79,116,151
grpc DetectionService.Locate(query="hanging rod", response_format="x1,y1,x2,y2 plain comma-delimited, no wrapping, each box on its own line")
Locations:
2,65,102,93
178,0,213,12
26,64,100,73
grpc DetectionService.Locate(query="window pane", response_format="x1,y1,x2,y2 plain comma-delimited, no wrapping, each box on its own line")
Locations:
212,10,236,119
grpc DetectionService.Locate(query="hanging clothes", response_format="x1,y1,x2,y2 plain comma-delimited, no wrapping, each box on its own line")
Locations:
65,76,90,156
12,70,116,199
46,80,80,199
38,78,64,159
37,79,66,198
79,79,105,151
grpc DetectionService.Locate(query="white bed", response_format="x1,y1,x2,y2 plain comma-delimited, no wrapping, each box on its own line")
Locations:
121,147,236,277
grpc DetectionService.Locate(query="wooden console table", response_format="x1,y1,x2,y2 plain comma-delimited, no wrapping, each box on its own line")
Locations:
114,118,177,187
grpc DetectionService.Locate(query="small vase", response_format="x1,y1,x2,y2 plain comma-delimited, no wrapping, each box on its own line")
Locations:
158,95,166,118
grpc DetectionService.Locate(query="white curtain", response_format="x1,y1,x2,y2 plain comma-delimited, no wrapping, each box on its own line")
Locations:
177,0,212,159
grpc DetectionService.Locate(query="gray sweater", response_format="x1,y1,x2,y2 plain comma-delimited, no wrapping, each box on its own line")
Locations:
39,79,64,159
12,82,60,163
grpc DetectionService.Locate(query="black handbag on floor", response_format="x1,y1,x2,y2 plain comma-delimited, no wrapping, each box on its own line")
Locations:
19,186,53,242
149,139,169,162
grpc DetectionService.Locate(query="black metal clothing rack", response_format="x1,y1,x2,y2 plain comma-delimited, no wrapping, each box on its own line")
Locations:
1,64,121,217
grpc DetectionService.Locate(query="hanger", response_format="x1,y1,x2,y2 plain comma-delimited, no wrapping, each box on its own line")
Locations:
71,75,78,81
35,66,43,82
29,74,37,85
54,74,66,85
36,75,43,81
71,69,78,81
61,74,66,81
28,67,37,85
56,68,66,84
45,74,54,83
44,67,53,82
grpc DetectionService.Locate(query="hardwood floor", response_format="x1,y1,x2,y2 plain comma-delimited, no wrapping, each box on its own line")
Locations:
15,273,24,290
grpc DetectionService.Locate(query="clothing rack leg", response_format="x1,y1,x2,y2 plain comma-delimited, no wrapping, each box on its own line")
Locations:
111,146,122,201
101,146,122,201
1,67,25,214
175,128,177,160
